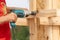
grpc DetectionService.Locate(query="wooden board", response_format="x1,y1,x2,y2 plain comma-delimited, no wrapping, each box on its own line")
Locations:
36,9,56,17
15,18,28,26
39,17,49,25
27,17,38,40
51,17,60,25
29,0,36,11
52,26,59,40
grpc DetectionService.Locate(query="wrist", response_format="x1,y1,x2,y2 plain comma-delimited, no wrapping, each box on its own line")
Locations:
4,15,11,22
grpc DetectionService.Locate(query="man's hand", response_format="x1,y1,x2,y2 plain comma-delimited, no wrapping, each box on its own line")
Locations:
6,12,17,22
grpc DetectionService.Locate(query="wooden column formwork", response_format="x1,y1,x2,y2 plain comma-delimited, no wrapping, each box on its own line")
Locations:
27,16,38,40
26,9,60,40
36,17,49,40
36,16,60,40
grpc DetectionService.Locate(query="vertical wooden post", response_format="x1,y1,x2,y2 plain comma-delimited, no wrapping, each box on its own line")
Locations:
47,17,53,40
36,17,49,40
51,17,60,40
50,0,60,9
46,0,53,9
36,0,53,10
36,18,44,40
29,0,36,11
52,26,59,40
27,16,37,40
57,0,60,9
36,0,46,10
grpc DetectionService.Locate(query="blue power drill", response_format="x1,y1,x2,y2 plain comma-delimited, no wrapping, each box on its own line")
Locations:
10,9,37,27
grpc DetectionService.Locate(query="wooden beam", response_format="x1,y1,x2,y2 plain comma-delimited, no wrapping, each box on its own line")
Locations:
15,18,28,26
51,17,60,25
52,0,58,9
39,17,49,25
36,9,56,17
52,26,59,40
46,0,53,9
27,16,37,40
36,18,45,40
29,0,36,11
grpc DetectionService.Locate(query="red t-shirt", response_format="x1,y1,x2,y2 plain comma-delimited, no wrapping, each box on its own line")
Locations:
0,0,11,40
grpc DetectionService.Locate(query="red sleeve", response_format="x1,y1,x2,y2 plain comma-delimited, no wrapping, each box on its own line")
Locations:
0,0,6,4
0,0,6,16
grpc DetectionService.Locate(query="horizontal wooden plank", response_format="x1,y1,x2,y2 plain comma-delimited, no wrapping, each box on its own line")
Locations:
51,17,60,25
15,17,60,26
39,17,49,25
15,18,28,26
36,9,56,17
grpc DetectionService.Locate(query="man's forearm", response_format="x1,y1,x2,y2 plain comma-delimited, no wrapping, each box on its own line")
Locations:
0,16,9,24
0,13,17,24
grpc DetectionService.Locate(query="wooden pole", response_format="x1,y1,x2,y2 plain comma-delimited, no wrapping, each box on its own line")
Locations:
27,16,37,40
29,0,36,11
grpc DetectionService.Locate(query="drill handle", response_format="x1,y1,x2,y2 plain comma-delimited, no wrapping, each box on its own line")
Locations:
10,22,16,28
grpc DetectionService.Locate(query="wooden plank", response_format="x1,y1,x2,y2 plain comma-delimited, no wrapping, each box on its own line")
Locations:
36,9,56,17
49,18,59,40
52,26,59,40
29,0,36,11
36,0,53,10
47,17,53,40
36,18,44,40
51,17,60,40
15,18,28,26
52,0,58,9
27,17,37,40
36,0,46,10
36,0,60,9
56,9,60,16
51,17,60,25
57,0,60,9
59,26,60,40
39,17,49,25
43,25,49,40
35,17,53,40
47,26,53,40
37,25,44,40
46,0,53,9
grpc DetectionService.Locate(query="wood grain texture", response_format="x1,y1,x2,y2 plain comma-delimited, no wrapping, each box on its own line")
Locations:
27,17,37,40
